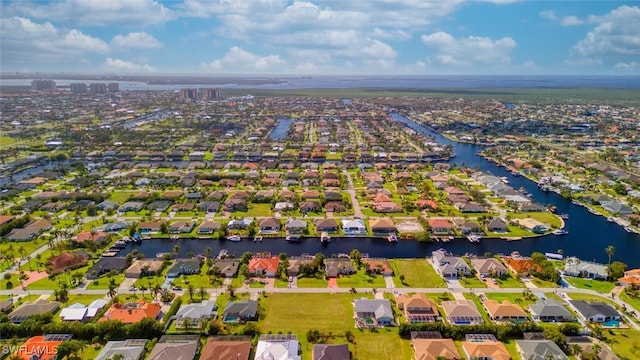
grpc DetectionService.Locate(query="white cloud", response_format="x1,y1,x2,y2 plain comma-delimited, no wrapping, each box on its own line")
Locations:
572,6,640,57
614,61,640,70
563,58,603,66
0,16,108,65
370,28,411,41
112,32,163,49
421,31,516,66
539,10,557,20
560,15,583,26
201,47,285,73
104,58,155,72
7,0,174,26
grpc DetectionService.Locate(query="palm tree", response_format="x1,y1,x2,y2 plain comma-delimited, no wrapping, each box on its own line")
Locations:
199,287,207,301
187,284,195,302
605,245,615,265
172,245,180,257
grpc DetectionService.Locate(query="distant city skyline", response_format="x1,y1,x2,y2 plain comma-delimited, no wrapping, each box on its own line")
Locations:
1,0,638,75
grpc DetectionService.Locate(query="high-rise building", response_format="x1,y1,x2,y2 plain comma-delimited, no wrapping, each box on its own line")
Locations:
180,88,198,101
70,83,88,93
31,79,56,90
90,83,108,93
107,83,120,93
202,88,221,100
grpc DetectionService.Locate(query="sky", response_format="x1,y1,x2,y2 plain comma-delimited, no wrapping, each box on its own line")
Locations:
1,0,639,75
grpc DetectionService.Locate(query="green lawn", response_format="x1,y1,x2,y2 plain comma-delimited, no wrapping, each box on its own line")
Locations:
0,136,18,146
511,212,562,228
485,292,538,308
49,294,107,306
462,293,491,323
1,273,20,290
531,278,559,288
566,292,618,308
232,203,272,217
459,276,488,288
607,329,640,360
354,330,414,360
109,191,132,204
336,270,385,288
495,275,525,288
390,259,446,288
86,274,125,289
620,290,640,313
564,277,616,293
296,275,328,288
26,275,69,290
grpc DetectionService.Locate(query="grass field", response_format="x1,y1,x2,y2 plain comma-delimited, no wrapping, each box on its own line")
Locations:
232,203,272,217
336,269,385,288
49,294,107,306
607,329,640,360
495,275,525,288
564,277,616,293
531,278,559,288
86,274,125,289
390,259,446,288
620,290,640,313
459,276,488,288
511,212,562,228
485,292,538,308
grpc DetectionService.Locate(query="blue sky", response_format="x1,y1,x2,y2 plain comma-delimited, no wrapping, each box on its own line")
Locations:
1,0,638,75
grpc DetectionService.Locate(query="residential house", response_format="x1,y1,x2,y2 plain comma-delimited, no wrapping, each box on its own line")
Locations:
601,201,634,215
258,217,281,234
369,218,395,234
411,336,459,360
222,299,258,323
119,201,144,212
487,218,509,233
312,344,350,360
198,201,220,213
59,299,107,322
137,221,162,234
86,257,128,279
325,259,355,278
470,258,508,278
441,300,483,325
570,300,622,323
354,298,395,327
287,255,315,277
48,252,89,274
461,339,510,360
100,300,161,323
300,201,322,213
428,219,454,235
502,256,540,277
313,218,339,233
74,230,109,243
514,218,549,234
395,221,424,235
167,259,202,278
9,300,60,324
169,221,196,234
563,257,608,280
374,201,403,213
227,218,252,229
95,339,147,360
516,340,569,360
341,219,366,235
566,337,619,360
396,293,439,323
175,301,216,328
529,299,575,322
255,334,300,360
285,219,308,234
363,258,393,276
103,221,129,232
248,256,280,277
619,268,640,287
483,300,528,322
14,334,72,360
198,220,221,234
147,335,200,360
213,259,241,277
125,259,164,278
200,338,252,360
431,250,471,278
324,201,346,212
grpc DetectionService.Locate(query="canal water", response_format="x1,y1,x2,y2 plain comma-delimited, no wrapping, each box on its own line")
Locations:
269,118,293,140
122,113,640,267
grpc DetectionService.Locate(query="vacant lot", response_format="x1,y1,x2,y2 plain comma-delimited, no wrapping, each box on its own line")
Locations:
564,277,616,293
390,259,446,288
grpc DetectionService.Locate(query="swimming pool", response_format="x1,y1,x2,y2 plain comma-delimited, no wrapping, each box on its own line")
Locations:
603,319,620,327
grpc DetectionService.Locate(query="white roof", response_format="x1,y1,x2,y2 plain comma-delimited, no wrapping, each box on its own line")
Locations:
60,307,88,321
89,299,107,309
255,340,301,360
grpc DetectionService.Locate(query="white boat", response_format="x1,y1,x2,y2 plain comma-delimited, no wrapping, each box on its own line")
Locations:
216,249,228,259
226,235,241,242
624,227,633,233
286,234,301,242
320,232,331,243
156,252,170,258
607,217,615,223
553,229,568,236
467,235,481,243
387,233,398,242
253,236,263,242
558,214,569,219
170,235,179,240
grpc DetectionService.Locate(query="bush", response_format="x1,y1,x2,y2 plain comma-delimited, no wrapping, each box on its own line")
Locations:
163,297,183,323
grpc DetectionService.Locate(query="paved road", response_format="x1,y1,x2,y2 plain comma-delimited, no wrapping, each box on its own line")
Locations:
342,170,364,218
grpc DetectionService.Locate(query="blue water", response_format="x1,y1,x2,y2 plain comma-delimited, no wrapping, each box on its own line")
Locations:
604,320,620,327
121,113,640,267
269,118,293,140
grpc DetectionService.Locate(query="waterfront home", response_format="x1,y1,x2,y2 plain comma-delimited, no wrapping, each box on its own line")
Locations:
342,219,366,235
570,300,622,323
461,338,510,360
502,256,540,277
396,293,439,323
167,259,202,278
248,256,280,277
601,200,634,215
213,259,240,277
137,221,162,234
169,221,196,234
313,218,339,233
441,300,483,325
287,256,315,277
197,220,221,234
487,217,509,233
431,250,471,278
200,338,251,360
285,219,308,234
470,258,508,278
363,258,393,276
258,217,281,234
125,259,164,278
482,300,528,322
529,299,575,322
9,300,60,324
175,301,216,328
428,219,453,235
312,344,351,360
86,257,128,279
455,220,482,235
14,334,72,360
619,268,640,287
147,335,200,360
411,336,459,360
516,340,569,360
514,218,549,234
325,259,355,278
223,299,258,323
563,257,608,280
255,334,300,360
395,221,424,235
354,298,395,327
95,339,147,360
228,218,253,229
100,300,161,323
369,218,395,234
